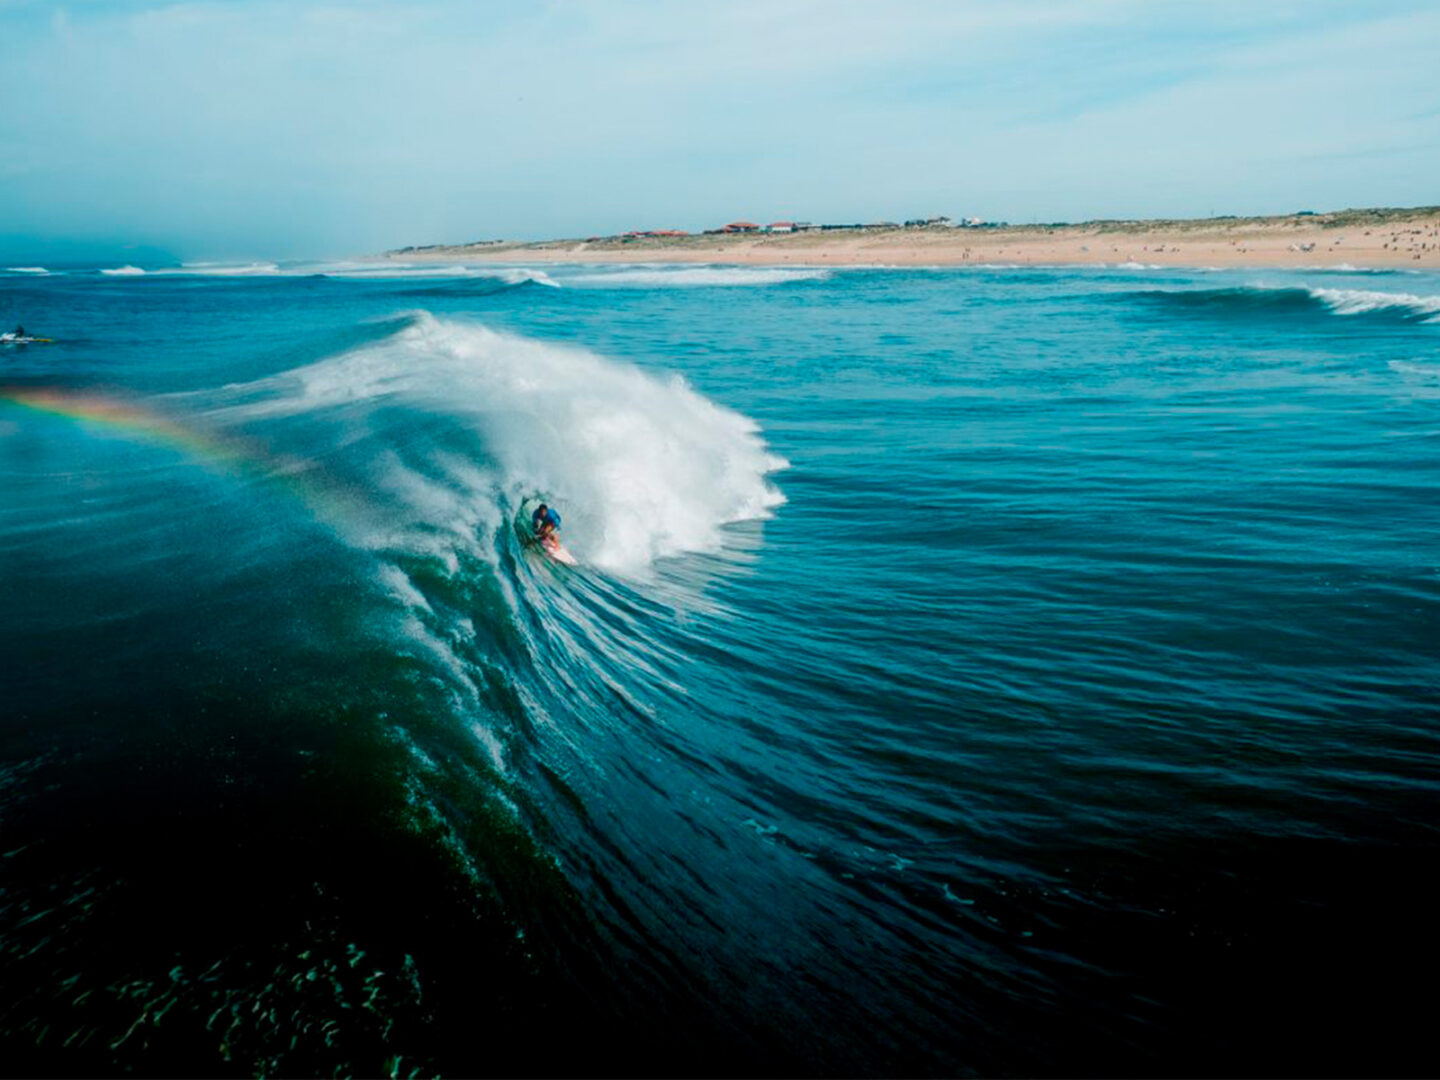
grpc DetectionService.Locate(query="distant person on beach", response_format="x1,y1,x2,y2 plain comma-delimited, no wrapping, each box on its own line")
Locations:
532,503,561,541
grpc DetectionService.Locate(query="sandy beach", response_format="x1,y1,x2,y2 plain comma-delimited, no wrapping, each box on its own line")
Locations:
389,207,1440,270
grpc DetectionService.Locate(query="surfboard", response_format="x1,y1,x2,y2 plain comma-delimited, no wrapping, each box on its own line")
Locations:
516,497,577,565
540,533,578,566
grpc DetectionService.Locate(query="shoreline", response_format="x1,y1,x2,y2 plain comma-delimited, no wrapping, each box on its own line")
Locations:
384,207,1440,271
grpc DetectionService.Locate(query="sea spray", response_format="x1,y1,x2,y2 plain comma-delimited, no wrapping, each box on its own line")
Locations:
211,312,786,573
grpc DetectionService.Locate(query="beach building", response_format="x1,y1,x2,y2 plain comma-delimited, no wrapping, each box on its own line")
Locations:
766,222,796,233
721,221,761,233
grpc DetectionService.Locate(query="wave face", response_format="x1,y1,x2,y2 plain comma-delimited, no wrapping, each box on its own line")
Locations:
2,262,1439,1077
1124,282,1440,322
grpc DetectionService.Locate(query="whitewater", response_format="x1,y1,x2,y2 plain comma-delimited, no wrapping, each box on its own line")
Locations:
1,262,1438,1076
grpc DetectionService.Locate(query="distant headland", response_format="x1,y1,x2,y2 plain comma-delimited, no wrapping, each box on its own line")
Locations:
386,206,1440,270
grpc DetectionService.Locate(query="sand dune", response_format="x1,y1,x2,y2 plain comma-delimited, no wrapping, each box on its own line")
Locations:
389,207,1440,270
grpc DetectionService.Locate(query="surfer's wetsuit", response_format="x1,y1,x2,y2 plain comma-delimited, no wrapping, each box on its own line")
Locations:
532,504,561,539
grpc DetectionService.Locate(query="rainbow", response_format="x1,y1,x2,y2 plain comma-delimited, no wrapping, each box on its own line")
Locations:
0,385,368,530
3,385,247,464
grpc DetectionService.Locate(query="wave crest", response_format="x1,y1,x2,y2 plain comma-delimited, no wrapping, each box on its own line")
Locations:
1126,283,1440,324
1307,286,1440,321
318,265,561,286
165,262,282,276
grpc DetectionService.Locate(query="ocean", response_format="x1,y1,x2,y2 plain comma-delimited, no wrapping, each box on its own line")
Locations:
2,260,1437,1076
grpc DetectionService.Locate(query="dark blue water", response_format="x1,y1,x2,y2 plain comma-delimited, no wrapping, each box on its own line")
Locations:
2,261,1438,1076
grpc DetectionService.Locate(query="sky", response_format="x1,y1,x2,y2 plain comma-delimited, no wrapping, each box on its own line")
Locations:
1,0,1438,260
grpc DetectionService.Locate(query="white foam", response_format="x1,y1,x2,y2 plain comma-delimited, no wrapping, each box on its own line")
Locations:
100,265,146,276
101,260,561,286
567,266,828,288
164,262,282,276
1389,360,1440,377
1307,286,1440,322
493,268,561,288
3,266,49,274
1312,264,1418,274
319,263,473,279
226,313,785,573
1114,261,1163,270
317,264,561,287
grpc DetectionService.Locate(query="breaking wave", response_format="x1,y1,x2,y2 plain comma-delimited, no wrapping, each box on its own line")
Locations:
212,312,785,574
165,262,283,276
316,265,561,286
1123,283,1440,323
1388,359,1440,377
1306,286,1440,320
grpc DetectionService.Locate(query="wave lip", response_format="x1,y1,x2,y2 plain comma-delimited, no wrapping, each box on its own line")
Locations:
491,268,561,288
1307,286,1440,322
100,265,146,276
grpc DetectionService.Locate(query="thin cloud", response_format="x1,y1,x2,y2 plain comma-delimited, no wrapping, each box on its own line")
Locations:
1,0,1436,257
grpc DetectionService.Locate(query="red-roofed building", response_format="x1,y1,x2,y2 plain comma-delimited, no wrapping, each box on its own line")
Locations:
722,221,760,233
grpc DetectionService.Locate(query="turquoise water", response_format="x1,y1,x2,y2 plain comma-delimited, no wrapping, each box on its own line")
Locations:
2,261,1438,1075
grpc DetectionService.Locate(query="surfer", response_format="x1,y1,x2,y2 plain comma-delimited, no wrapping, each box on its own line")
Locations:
528,501,577,565
532,502,562,542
